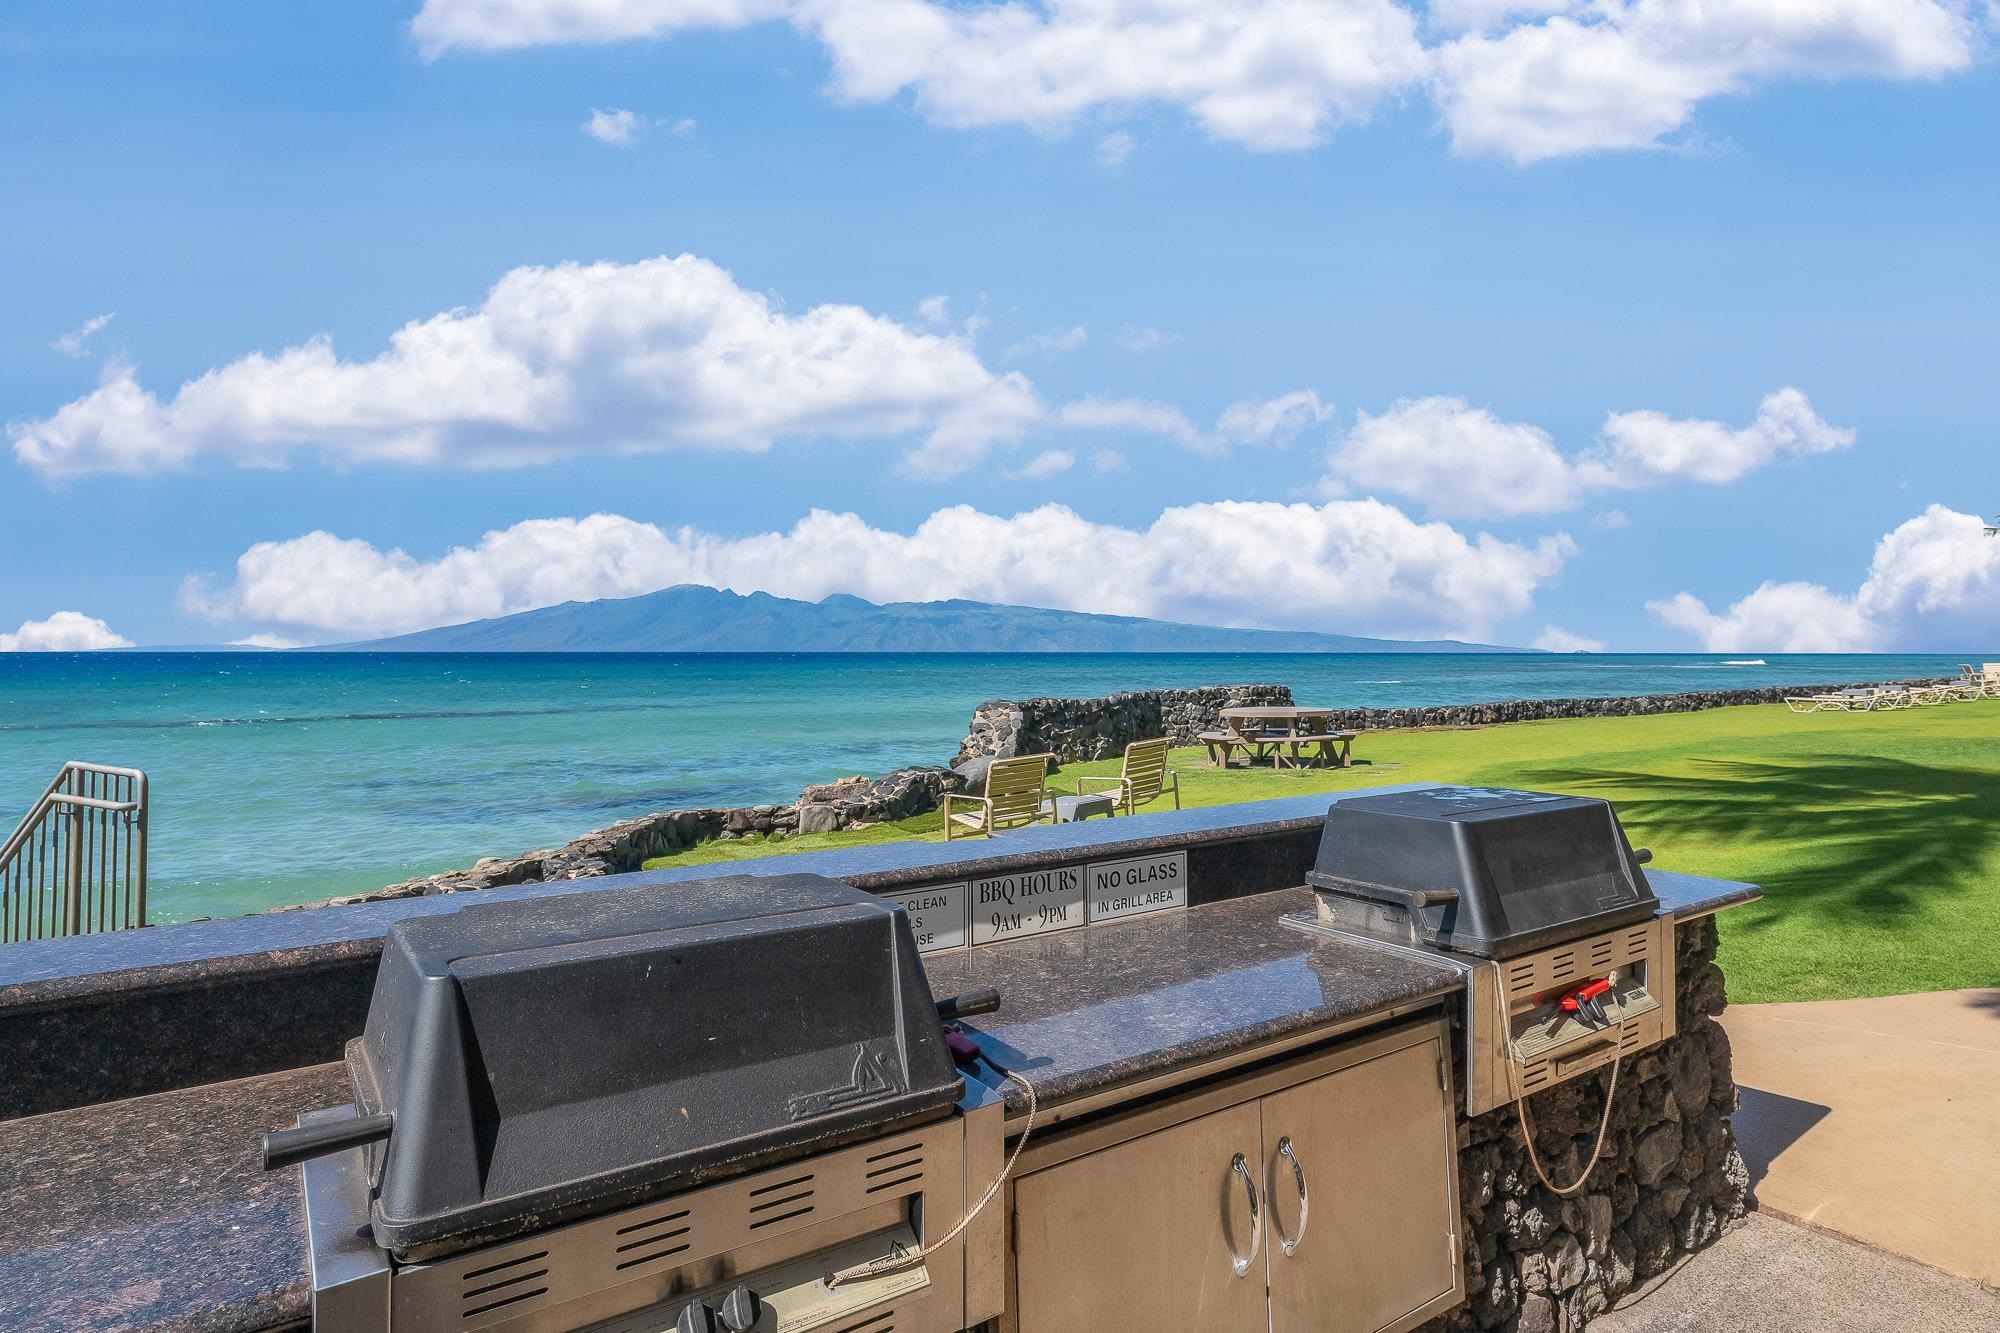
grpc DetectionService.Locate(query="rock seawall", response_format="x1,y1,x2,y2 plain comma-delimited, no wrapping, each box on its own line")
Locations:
957,683,1293,764
1422,915,1750,1332
1304,677,1947,732
301,676,1926,911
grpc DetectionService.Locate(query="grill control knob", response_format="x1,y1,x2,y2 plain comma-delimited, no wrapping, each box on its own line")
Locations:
720,1285,765,1330
675,1301,722,1333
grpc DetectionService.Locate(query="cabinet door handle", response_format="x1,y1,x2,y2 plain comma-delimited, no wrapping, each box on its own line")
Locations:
1272,1136,1310,1258
1227,1152,1263,1277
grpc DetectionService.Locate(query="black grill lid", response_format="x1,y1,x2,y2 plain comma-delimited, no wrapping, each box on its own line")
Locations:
1307,787,1657,959
349,872,962,1258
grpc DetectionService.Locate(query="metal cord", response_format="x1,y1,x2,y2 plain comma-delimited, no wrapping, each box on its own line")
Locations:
824,1069,1039,1289
1499,974,1625,1198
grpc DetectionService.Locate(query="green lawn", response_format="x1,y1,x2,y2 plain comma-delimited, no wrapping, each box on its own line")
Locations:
645,700,2000,1006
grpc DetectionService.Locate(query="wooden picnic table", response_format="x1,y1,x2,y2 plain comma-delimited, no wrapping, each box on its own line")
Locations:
1203,706,1354,769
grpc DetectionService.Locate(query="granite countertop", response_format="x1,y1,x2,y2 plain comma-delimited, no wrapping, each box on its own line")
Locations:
0,1062,346,1333
925,886,1465,1118
0,792,1354,1009
1648,868,1763,919
0,868,1759,1333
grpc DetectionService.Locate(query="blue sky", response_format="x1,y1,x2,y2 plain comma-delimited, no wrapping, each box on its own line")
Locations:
2,0,1996,652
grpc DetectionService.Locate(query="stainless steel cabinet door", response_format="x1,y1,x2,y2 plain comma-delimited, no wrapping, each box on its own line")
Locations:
1012,1101,1268,1333
1261,1037,1460,1333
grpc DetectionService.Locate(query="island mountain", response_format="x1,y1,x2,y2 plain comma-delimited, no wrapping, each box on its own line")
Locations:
333,586,1529,653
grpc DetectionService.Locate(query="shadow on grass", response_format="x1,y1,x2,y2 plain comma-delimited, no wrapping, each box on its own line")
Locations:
1503,755,2000,939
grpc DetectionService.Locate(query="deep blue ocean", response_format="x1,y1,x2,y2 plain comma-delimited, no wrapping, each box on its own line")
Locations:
0,651,1969,921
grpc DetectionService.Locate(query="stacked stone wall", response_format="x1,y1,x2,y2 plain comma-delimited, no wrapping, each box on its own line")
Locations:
1421,916,1751,1332
300,676,1931,912
957,683,1293,764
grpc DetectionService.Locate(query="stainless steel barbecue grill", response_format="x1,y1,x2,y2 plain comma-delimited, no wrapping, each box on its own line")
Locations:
264,873,1007,1333
1288,786,1676,1118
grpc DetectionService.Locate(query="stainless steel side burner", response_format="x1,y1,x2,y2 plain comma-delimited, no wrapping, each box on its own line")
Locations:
1288,787,1676,1116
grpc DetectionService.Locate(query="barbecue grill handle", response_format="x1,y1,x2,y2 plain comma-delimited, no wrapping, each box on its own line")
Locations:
261,1112,393,1171
1308,874,1459,911
1632,847,1653,864
935,987,1002,1021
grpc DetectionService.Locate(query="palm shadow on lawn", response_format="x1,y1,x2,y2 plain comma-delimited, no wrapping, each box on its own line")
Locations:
1499,755,2000,943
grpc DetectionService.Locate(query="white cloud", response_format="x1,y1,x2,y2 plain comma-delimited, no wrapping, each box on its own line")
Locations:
8,254,1044,481
412,0,1980,162
1593,508,1631,529
1094,130,1135,166
671,115,698,136
1434,0,1977,163
1006,448,1076,479
1329,395,1582,517
1532,625,1606,652
51,313,115,358
1114,326,1174,352
1647,583,1876,652
1055,395,1205,447
229,633,307,649
413,0,789,54
188,501,1574,642
1325,389,1853,518
1577,387,1856,489
1090,448,1128,473
1648,505,2000,651
1216,389,1334,448
1055,388,1332,455
1006,324,1088,359
0,611,134,652
582,106,647,145
916,293,951,324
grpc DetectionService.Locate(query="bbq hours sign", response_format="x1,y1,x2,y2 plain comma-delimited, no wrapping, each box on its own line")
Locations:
883,850,1188,952
970,866,1085,945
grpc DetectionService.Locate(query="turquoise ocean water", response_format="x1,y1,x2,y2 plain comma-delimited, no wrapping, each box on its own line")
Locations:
0,651,1970,921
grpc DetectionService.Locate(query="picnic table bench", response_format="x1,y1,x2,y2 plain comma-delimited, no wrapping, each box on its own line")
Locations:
1200,706,1355,769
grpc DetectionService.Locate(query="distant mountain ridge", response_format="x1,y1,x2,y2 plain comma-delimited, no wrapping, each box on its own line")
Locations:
333,585,1531,653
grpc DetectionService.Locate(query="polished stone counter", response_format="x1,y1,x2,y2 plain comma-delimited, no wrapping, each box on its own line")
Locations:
0,864,1763,1333
0,884,1464,1333
0,791,1357,1118
928,887,1463,1119
0,1062,346,1333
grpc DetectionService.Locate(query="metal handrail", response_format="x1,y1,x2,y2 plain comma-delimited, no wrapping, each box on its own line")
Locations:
1,761,149,944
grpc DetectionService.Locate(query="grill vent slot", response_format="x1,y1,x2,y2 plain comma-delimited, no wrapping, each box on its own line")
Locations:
611,1206,696,1271
747,1171,817,1230
831,1312,896,1333
459,1249,550,1321
862,1142,926,1195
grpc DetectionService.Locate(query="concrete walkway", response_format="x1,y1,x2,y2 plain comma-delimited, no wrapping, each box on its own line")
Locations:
1721,987,2000,1286
1594,1213,2000,1332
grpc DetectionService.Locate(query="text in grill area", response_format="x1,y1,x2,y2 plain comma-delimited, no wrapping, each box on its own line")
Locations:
880,882,969,952
1085,852,1188,923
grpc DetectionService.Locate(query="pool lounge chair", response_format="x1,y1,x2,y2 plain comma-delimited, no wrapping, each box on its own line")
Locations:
1075,737,1182,816
943,753,1053,839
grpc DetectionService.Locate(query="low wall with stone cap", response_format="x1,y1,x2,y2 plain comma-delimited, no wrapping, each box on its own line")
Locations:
1422,915,1750,1332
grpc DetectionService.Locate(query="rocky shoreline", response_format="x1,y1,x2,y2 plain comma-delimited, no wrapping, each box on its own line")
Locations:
295,676,1935,911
